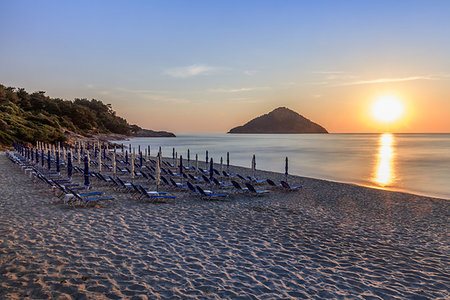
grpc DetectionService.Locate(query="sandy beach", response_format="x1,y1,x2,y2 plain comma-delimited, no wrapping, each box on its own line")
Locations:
0,151,449,299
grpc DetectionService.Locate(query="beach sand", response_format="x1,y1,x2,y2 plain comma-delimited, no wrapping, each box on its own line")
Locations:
0,151,448,299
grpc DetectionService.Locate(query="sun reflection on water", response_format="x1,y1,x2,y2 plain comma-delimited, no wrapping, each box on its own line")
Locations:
373,133,395,186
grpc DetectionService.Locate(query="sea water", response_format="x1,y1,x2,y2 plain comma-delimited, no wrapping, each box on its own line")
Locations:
113,133,450,200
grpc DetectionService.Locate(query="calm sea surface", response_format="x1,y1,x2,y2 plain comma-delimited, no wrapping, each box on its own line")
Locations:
113,134,450,200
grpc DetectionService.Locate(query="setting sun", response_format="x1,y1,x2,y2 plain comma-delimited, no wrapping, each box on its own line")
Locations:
371,96,404,123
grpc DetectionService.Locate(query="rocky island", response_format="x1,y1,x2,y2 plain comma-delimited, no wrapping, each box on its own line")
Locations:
228,107,328,134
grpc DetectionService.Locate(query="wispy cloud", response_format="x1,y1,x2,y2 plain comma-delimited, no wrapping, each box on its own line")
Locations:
336,76,438,86
209,87,268,93
164,64,217,78
115,87,189,104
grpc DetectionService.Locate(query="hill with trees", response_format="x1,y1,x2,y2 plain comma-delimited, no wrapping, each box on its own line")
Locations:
0,84,174,147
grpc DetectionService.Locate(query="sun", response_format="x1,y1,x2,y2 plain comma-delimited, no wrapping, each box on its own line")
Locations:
371,96,404,123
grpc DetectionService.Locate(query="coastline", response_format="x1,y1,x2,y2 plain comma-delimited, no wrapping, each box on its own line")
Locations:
0,151,448,298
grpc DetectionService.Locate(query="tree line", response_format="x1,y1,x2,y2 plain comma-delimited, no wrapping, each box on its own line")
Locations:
0,84,137,146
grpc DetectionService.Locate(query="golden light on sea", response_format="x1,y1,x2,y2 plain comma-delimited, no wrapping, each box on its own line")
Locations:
373,133,395,186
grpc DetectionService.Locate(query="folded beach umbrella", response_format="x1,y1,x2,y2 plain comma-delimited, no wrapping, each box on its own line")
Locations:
252,154,256,178
195,153,199,176
285,157,288,181
175,152,178,168
113,149,117,176
56,151,60,174
140,151,143,167
121,143,124,153
84,155,90,188
159,146,162,156
147,145,150,157
31,147,34,162
206,150,209,165
98,149,102,173
172,147,175,161
227,152,230,171
129,144,131,152
41,149,45,168
156,153,161,191
131,150,135,179
103,146,106,160
125,150,128,165
77,145,81,165
220,157,223,174
209,158,214,180
138,145,141,154
67,152,73,181
145,148,148,161
187,149,190,164
36,148,39,165
87,150,90,167
179,155,183,182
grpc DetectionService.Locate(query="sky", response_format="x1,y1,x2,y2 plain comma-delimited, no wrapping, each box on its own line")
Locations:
1,0,449,133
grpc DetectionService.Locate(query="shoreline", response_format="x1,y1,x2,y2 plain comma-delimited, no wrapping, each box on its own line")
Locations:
1,151,449,298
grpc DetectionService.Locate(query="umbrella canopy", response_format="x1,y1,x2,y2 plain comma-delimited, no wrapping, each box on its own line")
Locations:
209,158,214,180
179,155,183,175
131,150,135,179
84,154,90,187
285,157,289,181
175,152,178,168
227,152,230,170
179,155,183,182
47,150,51,170
98,149,102,173
156,153,161,191
77,145,81,165
56,151,60,173
252,154,256,178
113,150,117,176
67,152,73,180
195,153,199,176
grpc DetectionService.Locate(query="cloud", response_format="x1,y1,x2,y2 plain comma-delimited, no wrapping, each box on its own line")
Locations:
336,76,437,86
209,87,266,93
243,70,257,76
164,64,216,78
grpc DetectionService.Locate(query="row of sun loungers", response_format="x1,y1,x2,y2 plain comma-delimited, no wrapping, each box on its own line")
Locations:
7,150,302,208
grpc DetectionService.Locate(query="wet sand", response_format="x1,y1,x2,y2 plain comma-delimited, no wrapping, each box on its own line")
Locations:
0,151,449,299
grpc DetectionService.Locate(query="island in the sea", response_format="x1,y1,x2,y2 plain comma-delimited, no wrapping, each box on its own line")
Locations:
228,107,328,134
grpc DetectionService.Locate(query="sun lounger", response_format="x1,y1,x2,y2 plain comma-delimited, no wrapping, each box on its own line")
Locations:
231,180,248,192
245,183,270,195
280,181,302,191
195,185,228,200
